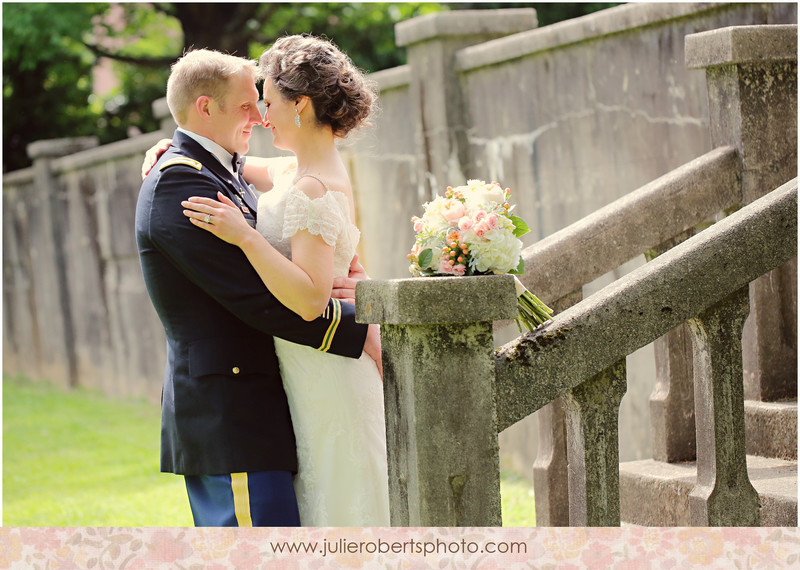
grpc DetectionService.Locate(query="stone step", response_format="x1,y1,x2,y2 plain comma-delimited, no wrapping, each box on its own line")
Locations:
620,455,797,526
745,399,797,460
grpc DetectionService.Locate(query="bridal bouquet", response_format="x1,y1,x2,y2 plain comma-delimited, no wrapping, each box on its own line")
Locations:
408,179,553,331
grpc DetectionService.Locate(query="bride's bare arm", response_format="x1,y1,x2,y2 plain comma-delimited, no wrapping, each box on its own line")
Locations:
182,191,334,321
241,156,297,193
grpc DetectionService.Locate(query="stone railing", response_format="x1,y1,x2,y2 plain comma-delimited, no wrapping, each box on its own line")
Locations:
496,178,796,526
526,23,797,526
510,145,741,524
357,176,797,526
356,23,797,527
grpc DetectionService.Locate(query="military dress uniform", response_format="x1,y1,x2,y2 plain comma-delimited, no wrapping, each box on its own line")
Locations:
135,129,368,526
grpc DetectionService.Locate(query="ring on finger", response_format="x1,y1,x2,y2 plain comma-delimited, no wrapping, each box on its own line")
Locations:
204,214,211,224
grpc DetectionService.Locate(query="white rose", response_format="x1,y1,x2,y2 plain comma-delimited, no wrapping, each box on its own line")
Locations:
420,196,454,234
462,180,506,208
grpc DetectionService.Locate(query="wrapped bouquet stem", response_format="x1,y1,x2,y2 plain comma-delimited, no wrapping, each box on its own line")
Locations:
408,180,553,332
514,275,554,332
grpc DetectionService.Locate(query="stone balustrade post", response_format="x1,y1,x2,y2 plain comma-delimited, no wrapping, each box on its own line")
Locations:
25,137,98,388
686,25,798,402
532,399,568,526
562,359,627,526
395,9,537,198
532,288,582,527
356,275,518,526
645,229,698,463
687,287,760,526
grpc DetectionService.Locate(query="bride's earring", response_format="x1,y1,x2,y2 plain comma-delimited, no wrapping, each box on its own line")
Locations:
295,108,302,128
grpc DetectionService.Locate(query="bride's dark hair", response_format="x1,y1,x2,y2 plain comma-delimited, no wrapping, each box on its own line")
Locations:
260,35,377,138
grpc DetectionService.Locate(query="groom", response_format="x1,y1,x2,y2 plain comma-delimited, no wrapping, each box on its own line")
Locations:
135,49,372,526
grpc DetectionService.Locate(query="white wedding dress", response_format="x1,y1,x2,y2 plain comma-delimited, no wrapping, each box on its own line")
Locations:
256,167,390,527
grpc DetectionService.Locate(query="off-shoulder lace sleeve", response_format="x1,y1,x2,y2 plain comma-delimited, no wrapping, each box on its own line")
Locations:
282,187,350,247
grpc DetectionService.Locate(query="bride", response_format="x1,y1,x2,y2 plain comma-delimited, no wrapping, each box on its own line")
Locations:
167,35,389,526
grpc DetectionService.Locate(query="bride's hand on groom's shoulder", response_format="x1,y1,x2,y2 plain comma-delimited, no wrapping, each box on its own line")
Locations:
181,192,255,247
141,138,173,180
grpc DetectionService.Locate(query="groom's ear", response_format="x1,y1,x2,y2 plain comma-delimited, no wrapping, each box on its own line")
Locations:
195,96,213,121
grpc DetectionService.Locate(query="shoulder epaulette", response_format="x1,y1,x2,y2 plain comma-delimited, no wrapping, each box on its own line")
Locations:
159,157,203,171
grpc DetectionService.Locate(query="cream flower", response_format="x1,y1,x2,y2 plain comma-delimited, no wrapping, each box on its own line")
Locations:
467,229,523,274
460,180,506,208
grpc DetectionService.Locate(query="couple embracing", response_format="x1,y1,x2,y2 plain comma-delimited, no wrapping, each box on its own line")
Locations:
135,35,389,527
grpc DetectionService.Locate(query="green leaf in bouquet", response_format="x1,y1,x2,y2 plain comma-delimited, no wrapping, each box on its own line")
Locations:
509,257,525,275
417,248,433,268
508,215,530,237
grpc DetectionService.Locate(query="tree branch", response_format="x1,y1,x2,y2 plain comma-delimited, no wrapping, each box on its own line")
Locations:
83,41,177,67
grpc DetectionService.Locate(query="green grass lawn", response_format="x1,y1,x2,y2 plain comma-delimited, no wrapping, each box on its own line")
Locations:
500,470,536,527
3,374,535,526
3,374,192,526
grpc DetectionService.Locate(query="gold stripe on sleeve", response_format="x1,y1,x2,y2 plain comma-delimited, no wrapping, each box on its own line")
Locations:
318,299,341,352
231,472,253,527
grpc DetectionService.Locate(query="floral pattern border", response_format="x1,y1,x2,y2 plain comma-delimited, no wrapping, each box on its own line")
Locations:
2,527,799,569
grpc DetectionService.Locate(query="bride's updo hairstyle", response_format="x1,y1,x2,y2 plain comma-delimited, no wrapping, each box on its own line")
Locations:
260,35,376,138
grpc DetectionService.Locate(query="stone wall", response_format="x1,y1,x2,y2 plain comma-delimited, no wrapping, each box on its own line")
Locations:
3,134,168,400
3,3,796,470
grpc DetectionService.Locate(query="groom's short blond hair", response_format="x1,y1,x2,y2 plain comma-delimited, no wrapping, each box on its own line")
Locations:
166,49,258,126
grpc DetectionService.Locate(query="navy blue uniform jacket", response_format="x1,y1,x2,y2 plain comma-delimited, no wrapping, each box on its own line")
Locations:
135,130,368,475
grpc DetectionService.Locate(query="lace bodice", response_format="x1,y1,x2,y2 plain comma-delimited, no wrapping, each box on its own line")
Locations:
256,169,360,278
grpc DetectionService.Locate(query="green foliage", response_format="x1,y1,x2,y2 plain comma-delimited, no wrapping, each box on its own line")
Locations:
417,248,434,269
2,3,104,70
509,215,531,238
2,3,177,172
246,3,444,72
3,3,104,172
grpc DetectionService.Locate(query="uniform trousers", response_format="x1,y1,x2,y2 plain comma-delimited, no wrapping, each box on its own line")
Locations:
184,470,301,527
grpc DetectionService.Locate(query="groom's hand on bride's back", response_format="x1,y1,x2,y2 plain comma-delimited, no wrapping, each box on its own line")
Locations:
331,253,368,305
141,138,173,180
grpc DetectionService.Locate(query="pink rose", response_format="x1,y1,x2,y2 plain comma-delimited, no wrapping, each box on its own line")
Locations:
452,264,466,276
487,213,499,230
442,200,466,223
458,216,473,231
439,257,456,274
